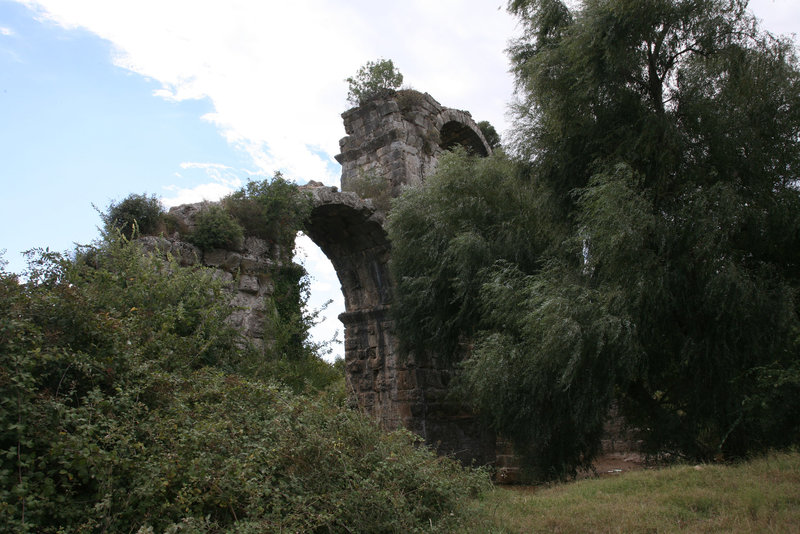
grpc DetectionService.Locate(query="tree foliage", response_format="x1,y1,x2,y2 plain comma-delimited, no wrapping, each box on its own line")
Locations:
388,149,553,361
346,59,404,106
389,0,800,479
477,120,502,149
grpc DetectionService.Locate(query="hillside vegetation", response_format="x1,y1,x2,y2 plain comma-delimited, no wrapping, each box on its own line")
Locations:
0,180,489,533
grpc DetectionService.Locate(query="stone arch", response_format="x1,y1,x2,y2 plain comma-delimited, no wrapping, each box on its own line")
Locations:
304,187,391,313
436,109,491,156
303,185,495,464
303,186,407,431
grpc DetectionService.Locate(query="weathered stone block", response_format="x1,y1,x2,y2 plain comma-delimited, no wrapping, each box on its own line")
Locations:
239,275,259,294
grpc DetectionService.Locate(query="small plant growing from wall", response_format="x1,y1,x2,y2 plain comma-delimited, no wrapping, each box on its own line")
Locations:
344,168,393,212
395,88,426,111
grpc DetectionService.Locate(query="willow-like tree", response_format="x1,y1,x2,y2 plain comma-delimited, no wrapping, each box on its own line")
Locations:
389,0,800,479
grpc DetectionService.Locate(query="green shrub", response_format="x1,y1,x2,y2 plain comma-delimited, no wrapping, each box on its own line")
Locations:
102,193,164,239
187,203,244,251
0,237,489,533
223,173,312,247
396,88,427,110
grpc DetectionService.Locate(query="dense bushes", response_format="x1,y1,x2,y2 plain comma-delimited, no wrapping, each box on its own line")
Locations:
187,203,244,251
223,173,312,246
102,193,164,239
0,241,488,533
101,178,334,393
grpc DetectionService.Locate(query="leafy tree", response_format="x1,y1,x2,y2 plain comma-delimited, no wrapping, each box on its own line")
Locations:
346,58,404,106
389,0,800,479
388,149,552,361
477,120,501,149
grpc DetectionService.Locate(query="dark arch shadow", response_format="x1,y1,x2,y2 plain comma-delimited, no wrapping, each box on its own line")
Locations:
439,120,490,156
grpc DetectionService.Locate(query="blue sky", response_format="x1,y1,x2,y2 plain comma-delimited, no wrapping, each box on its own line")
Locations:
1,2,250,266
1,0,798,360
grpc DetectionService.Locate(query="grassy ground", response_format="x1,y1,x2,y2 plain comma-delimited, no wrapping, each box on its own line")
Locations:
465,451,800,533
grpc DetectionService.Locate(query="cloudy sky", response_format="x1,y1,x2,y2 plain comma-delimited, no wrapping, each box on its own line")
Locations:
1,0,798,361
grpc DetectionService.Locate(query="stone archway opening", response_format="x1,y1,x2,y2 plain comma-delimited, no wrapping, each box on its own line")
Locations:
293,232,345,363
302,186,405,430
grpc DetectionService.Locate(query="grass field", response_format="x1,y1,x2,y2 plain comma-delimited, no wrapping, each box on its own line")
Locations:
465,451,800,533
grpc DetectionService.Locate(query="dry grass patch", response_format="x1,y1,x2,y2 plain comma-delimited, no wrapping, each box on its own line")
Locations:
466,451,800,533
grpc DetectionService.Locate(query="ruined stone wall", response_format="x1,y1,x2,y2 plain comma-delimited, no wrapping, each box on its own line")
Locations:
147,93,498,467
139,202,290,350
151,91,635,475
336,90,490,195
302,94,497,465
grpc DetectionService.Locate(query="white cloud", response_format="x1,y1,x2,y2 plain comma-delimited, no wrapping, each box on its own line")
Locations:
0,27,15,36
160,162,246,207
16,0,517,182
178,162,244,188
160,182,234,208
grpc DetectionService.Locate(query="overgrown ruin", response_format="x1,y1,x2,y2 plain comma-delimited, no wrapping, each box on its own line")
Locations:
160,90,637,476
163,90,499,465
304,91,495,465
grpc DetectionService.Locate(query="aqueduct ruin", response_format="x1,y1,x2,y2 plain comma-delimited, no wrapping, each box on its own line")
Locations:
303,90,496,464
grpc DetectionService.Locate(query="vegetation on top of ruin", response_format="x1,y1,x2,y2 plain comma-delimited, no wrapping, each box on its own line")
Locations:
342,167,394,212
345,58,404,107
186,202,244,251
101,192,164,240
222,172,312,247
